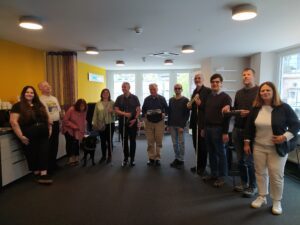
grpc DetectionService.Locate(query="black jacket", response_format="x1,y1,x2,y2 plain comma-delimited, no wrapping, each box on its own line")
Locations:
189,85,211,129
244,103,300,156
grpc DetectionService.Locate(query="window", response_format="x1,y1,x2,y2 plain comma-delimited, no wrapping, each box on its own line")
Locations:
113,73,135,99
279,52,300,118
176,72,190,98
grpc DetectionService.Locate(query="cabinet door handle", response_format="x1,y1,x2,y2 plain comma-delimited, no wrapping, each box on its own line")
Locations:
12,148,22,153
12,159,26,164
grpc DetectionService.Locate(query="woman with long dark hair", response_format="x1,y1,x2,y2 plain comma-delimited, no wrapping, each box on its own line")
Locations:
92,88,115,164
10,86,53,184
62,99,87,165
244,81,300,215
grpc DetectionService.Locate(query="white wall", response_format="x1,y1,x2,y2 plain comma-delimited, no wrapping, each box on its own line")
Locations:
250,52,278,84
201,56,250,101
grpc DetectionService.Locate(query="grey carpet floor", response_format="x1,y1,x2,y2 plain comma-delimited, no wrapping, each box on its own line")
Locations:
0,133,300,225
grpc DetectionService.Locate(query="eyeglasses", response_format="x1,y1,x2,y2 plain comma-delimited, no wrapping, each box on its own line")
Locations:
174,88,182,90
210,80,221,84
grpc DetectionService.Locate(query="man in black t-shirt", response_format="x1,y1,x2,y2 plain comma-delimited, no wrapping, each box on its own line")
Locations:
114,82,141,167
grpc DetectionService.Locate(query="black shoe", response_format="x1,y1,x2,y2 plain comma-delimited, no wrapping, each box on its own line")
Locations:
37,175,53,185
122,160,128,167
190,166,196,173
99,157,106,164
155,160,161,166
170,159,179,167
170,159,183,168
129,161,136,167
147,159,155,166
106,157,112,164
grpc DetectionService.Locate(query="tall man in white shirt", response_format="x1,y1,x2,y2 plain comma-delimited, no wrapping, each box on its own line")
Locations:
38,81,62,172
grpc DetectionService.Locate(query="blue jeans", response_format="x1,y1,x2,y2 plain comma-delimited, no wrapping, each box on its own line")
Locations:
232,128,256,188
169,127,185,161
205,126,228,177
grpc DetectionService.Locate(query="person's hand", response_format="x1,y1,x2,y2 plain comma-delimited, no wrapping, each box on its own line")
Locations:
240,109,250,117
272,135,287,144
20,135,29,145
195,97,201,106
128,119,137,127
200,129,205,137
178,127,184,133
222,134,229,143
222,105,230,113
108,107,114,113
124,112,131,118
244,142,251,155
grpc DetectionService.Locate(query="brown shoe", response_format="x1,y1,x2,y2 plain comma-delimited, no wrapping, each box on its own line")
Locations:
213,178,225,187
37,175,53,185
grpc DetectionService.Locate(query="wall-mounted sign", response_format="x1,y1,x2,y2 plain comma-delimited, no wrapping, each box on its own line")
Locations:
88,73,104,83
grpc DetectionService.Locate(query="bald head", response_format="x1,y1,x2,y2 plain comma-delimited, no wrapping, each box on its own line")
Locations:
194,71,204,88
38,81,52,96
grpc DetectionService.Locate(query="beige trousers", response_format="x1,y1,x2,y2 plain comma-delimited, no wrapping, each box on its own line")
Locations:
253,143,288,201
144,119,165,160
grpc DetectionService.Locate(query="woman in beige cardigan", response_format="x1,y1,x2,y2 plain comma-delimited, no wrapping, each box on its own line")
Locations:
92,88,115,164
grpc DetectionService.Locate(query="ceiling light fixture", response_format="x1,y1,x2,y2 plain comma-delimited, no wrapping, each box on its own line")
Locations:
85,47,99,55
164,59,173,65
232,4,257,21
19,16,43,30
116,60,125,66
181,45,195,53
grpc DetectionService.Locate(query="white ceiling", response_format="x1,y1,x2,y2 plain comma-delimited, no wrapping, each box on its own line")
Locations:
0,0,300,70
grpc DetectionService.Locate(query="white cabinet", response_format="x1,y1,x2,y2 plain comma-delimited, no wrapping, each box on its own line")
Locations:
0,133,30,186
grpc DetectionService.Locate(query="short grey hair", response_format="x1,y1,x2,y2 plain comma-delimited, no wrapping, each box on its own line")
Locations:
149,83,158,89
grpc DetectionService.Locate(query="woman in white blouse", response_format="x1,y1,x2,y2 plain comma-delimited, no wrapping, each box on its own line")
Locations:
244,81,300,215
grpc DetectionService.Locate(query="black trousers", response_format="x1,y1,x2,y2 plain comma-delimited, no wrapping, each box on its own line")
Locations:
192,127,207,173
99,123,115,158
22,124,49,171
48,121,60,169
64,132,80,157
119,122,137,161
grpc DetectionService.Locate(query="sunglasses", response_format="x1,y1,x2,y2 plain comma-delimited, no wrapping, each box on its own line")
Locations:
174,87,182,90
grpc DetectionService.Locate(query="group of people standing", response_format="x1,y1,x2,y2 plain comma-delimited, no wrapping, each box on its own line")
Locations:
187,68,300,216
9,68,299,216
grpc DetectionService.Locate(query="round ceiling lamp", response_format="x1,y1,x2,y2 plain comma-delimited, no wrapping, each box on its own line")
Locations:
164,59,173,65
232,4,257,21
181,45,195,53
116,60,125,66
19,16,43,30
85,47,99,55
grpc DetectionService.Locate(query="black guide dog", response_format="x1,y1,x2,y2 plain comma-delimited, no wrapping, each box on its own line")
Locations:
81,133,98,167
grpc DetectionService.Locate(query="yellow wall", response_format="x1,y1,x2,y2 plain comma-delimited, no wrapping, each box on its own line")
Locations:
77,61,106,103
0,39,45,103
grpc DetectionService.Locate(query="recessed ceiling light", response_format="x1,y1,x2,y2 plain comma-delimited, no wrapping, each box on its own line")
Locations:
19,16,43,30
232,4,257,21
181,45,195,53
85,47,99,55
164,59,173,65
116,60,125,66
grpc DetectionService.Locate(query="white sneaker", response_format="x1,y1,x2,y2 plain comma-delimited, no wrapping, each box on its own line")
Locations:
251,196,267,208
272,200,282,215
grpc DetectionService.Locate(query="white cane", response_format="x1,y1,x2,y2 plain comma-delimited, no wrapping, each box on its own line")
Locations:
122,111,126,158
195,106,199,173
